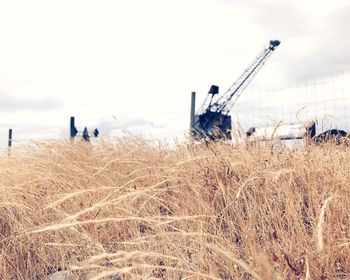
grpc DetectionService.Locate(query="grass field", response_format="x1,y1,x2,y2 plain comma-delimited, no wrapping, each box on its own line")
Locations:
0,139,349,279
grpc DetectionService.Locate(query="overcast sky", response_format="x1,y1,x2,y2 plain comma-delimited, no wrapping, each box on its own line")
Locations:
0,0,349,147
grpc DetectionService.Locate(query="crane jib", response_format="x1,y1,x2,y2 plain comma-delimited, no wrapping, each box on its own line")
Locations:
215,47,276,114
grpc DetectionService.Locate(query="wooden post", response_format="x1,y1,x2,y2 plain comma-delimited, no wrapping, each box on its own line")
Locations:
190,91,196,133
8,129,12,147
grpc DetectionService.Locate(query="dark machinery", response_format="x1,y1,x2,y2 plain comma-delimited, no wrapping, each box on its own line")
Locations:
193,40,281,140
70,116,99,142
313,129,348,144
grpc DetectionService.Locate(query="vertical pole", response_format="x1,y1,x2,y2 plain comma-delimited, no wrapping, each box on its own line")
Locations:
8,129,12,156
8,129,12,147
190,91,196,133
70,116,76,139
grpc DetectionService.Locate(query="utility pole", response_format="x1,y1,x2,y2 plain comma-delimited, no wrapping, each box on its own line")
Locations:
190,91,196,133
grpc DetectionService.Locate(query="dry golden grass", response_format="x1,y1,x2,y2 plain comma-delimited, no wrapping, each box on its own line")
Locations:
0,138,349,279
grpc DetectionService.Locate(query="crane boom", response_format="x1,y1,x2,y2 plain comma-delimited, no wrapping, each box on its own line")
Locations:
193,40,281,140
214,40,280,114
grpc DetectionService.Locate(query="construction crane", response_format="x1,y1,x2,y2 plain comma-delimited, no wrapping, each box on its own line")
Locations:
193,40,281,140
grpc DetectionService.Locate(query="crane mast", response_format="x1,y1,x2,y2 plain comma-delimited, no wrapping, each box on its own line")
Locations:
193,40,281,140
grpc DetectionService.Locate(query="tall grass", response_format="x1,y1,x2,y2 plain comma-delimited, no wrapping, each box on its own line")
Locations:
0,139,349,279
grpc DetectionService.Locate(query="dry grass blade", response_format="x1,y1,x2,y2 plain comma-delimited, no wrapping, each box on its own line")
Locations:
316,195,333,252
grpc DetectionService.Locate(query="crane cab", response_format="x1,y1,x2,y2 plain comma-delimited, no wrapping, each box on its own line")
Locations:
194,111,232,140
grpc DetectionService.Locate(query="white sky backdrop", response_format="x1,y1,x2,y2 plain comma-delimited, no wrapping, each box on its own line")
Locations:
0,0,349,146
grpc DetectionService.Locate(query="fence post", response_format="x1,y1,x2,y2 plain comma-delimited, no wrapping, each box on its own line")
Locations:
190,91,196,134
